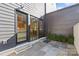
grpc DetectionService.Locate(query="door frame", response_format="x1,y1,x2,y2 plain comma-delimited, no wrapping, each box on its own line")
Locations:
15,9,44,45
15,9,29,44
30,15,40,41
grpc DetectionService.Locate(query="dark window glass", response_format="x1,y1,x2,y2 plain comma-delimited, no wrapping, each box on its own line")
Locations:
16,11,28,43
29,16,39,41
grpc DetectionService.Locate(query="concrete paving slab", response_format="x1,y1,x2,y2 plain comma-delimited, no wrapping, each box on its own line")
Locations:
17,40,78,56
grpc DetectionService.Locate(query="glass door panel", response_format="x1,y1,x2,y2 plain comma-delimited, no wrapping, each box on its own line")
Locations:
30,16,39,41
16,11,27,43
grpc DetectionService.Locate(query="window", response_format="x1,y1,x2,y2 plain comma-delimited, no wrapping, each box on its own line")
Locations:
16,10,28,43
30,16,39,41
16,10,44,43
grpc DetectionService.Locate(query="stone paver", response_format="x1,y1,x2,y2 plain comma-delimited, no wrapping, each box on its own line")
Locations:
17,40,78,56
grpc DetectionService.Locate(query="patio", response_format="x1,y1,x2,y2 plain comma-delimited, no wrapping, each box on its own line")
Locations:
16,40,78,56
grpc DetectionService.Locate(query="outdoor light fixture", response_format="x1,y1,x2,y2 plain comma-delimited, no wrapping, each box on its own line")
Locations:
16,3,24,10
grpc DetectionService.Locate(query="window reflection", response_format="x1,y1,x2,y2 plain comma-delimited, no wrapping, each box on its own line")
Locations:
17,11,27,42
16,11,44,43
30,16,39,41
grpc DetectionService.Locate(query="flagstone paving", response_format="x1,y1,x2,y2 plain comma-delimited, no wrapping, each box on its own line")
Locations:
17,40,78,56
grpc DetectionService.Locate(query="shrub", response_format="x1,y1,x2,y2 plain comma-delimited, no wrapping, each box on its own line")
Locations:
56,35,67,42
47,33,56,41
47,33,74,44
66,35,74,44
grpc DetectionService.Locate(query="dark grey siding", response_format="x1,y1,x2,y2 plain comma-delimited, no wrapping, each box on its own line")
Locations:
46,4,79,36
0,34,16,51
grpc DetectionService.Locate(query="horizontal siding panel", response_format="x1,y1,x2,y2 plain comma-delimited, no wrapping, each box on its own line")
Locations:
10,3,18,7
0,27,14,31
0,37,11,41
0,19,14,23
0,23,14,26
2,3,15,9
0,30,14,32
0,7,14,14
0,13,14,18
5,3,17,8
0,33,14,36
0,35,14,39
0,28,14,30
0,18,14,22
0,11,14,17
0,3,14,11
0,21,14,25
0,32,14,35
0,25,14,27
0,32,14,34
0,28,14,31
0,15,14,20
0,26,14,29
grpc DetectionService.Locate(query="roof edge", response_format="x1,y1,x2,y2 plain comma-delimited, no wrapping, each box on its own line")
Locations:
46,4,79,15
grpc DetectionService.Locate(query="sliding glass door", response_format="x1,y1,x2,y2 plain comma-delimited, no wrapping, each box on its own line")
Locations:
30,16,39,41
16,10,44,44
16,11,28,43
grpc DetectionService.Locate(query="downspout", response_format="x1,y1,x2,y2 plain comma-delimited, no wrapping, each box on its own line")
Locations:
43,3,47,36
44,3,46,36
44,3,49,43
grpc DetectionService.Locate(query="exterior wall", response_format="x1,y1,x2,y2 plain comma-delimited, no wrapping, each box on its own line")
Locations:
74,23,79,54
0,3,44,51
46,4,79,36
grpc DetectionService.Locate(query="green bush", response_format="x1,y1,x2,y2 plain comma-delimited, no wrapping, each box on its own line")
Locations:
66,35,74,44
47,33,56,41
47,33,74,44
56,35,67,42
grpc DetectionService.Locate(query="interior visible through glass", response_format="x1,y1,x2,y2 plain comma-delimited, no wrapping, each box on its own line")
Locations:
30,16,39,41
17,11,27,42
